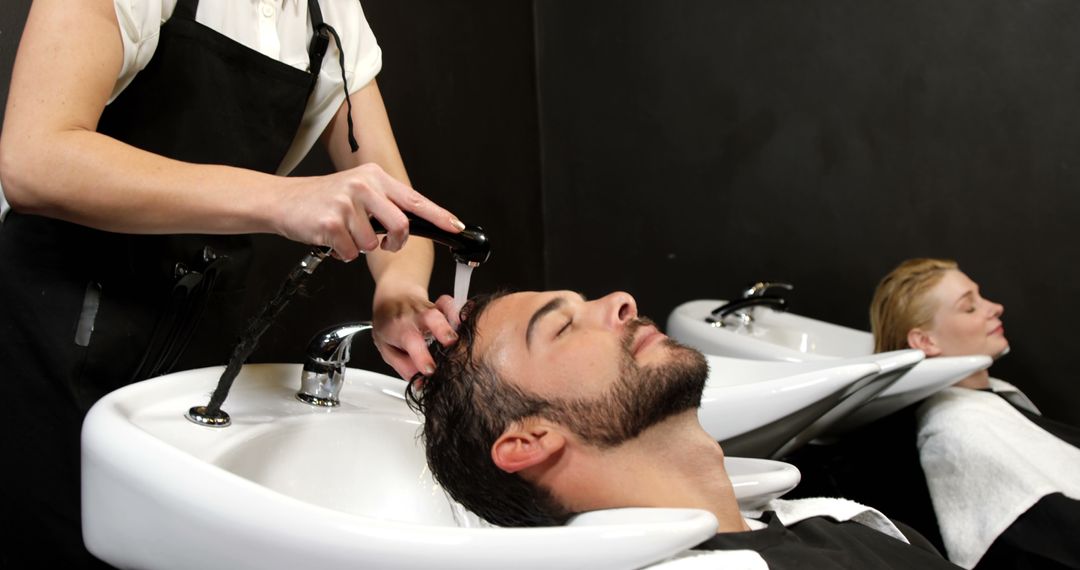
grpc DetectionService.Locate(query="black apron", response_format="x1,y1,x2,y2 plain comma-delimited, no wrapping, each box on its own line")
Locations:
0,1,344,565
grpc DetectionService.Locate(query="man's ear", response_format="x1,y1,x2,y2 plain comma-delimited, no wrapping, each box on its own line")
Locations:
907,327,942,356
491,421,566,474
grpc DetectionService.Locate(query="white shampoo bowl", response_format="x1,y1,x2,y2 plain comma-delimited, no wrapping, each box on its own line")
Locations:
699,355,887,457
82,363,799,569
669,300,992,433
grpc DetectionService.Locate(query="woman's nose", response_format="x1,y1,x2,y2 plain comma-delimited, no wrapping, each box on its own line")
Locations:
990,301,1004,318
594,291,638,327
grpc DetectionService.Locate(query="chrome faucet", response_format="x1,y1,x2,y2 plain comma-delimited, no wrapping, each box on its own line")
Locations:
294,217,490,407
297,322,373,407
293,219,490,408
708,281,794,327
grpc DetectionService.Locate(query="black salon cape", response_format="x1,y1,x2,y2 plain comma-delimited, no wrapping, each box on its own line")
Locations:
974,393,1080,570
693,512,961,569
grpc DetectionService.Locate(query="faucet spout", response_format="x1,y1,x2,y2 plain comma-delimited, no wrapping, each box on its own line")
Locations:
708,295,788,327
704,280,795,327
297,322,373,407
741,281,794,299
294,217,489,407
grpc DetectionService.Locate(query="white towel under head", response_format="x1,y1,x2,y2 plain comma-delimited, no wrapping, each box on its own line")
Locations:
742,496,907,541
917,380,1080,569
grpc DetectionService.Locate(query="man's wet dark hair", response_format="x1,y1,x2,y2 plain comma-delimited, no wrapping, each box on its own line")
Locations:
405,291,573,527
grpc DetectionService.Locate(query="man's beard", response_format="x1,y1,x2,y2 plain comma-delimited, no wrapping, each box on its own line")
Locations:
539,318,709,448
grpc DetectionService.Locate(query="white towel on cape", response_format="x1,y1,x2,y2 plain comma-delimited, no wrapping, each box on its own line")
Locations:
917,380,1080,568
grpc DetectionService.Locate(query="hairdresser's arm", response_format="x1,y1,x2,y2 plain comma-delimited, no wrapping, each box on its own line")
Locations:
0,0,460,261
321,80,460,380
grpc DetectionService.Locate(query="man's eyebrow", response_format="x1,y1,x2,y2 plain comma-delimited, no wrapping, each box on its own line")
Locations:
524,293,588,349
526,297,566,350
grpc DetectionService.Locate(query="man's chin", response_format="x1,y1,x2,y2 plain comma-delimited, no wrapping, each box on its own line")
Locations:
569,339,710,448
652,343,709,406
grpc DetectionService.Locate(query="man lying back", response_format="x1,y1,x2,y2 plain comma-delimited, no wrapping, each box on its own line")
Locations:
407,290,960,568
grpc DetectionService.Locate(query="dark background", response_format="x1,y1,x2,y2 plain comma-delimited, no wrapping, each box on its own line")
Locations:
2,0,1078,548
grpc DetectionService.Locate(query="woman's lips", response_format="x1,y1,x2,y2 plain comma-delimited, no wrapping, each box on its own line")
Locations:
989,324,1005,336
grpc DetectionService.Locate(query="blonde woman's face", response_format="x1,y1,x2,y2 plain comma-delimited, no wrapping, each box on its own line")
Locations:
922,270,1009,357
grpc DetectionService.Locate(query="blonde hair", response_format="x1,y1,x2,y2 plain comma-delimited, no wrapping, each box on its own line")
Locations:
870,258,958,353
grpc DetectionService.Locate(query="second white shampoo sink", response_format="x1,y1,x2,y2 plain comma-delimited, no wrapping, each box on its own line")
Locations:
700,355,888,457
669,300,992,433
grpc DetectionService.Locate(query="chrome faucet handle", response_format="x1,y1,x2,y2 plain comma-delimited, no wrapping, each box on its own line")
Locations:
297,322,373,407
742,281,794,299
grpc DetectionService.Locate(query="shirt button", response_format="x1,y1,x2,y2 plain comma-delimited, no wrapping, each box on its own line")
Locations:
260,3,275,18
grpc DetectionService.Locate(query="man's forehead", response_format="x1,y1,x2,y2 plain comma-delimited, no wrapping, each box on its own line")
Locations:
475,292,539,350
472,292,545,382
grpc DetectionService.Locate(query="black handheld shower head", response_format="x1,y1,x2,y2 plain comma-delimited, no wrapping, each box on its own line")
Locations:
369,215,492,266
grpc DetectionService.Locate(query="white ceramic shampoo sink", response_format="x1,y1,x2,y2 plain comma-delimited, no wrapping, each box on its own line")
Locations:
82,363,800,569
699,355,887,457
668,300,992,432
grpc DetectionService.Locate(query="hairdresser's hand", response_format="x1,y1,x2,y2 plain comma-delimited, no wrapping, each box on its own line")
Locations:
273,162,464,261
372,283,461,380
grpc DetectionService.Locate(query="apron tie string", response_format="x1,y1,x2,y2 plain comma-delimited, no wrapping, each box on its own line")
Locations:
316,23,360,153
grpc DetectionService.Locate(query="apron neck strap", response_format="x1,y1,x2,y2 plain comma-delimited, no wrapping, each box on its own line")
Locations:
173,0,199,20
308,0,326,29
307,0,328,73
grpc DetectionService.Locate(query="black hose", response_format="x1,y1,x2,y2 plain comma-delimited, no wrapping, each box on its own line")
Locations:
204,249,328,415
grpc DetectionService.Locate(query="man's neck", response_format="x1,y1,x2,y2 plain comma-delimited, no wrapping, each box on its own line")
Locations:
566,411,750,534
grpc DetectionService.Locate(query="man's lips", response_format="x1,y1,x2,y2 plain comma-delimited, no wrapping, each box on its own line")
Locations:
631,325,666,357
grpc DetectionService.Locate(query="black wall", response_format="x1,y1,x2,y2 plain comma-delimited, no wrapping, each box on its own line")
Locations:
0,0,31,111
533,0,1080,423
1,1,1076,418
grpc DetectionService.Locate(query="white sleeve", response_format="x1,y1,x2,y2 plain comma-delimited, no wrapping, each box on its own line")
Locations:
110,0,171,102
343,2,382,94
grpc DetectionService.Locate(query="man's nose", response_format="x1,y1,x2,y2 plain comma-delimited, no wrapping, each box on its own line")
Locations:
593,291,638,327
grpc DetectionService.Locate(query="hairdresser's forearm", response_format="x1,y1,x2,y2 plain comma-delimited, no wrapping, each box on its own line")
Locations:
1,130,300,235
0,0,297,237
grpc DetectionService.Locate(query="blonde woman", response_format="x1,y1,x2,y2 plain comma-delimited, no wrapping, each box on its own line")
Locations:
872,259,1080,570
